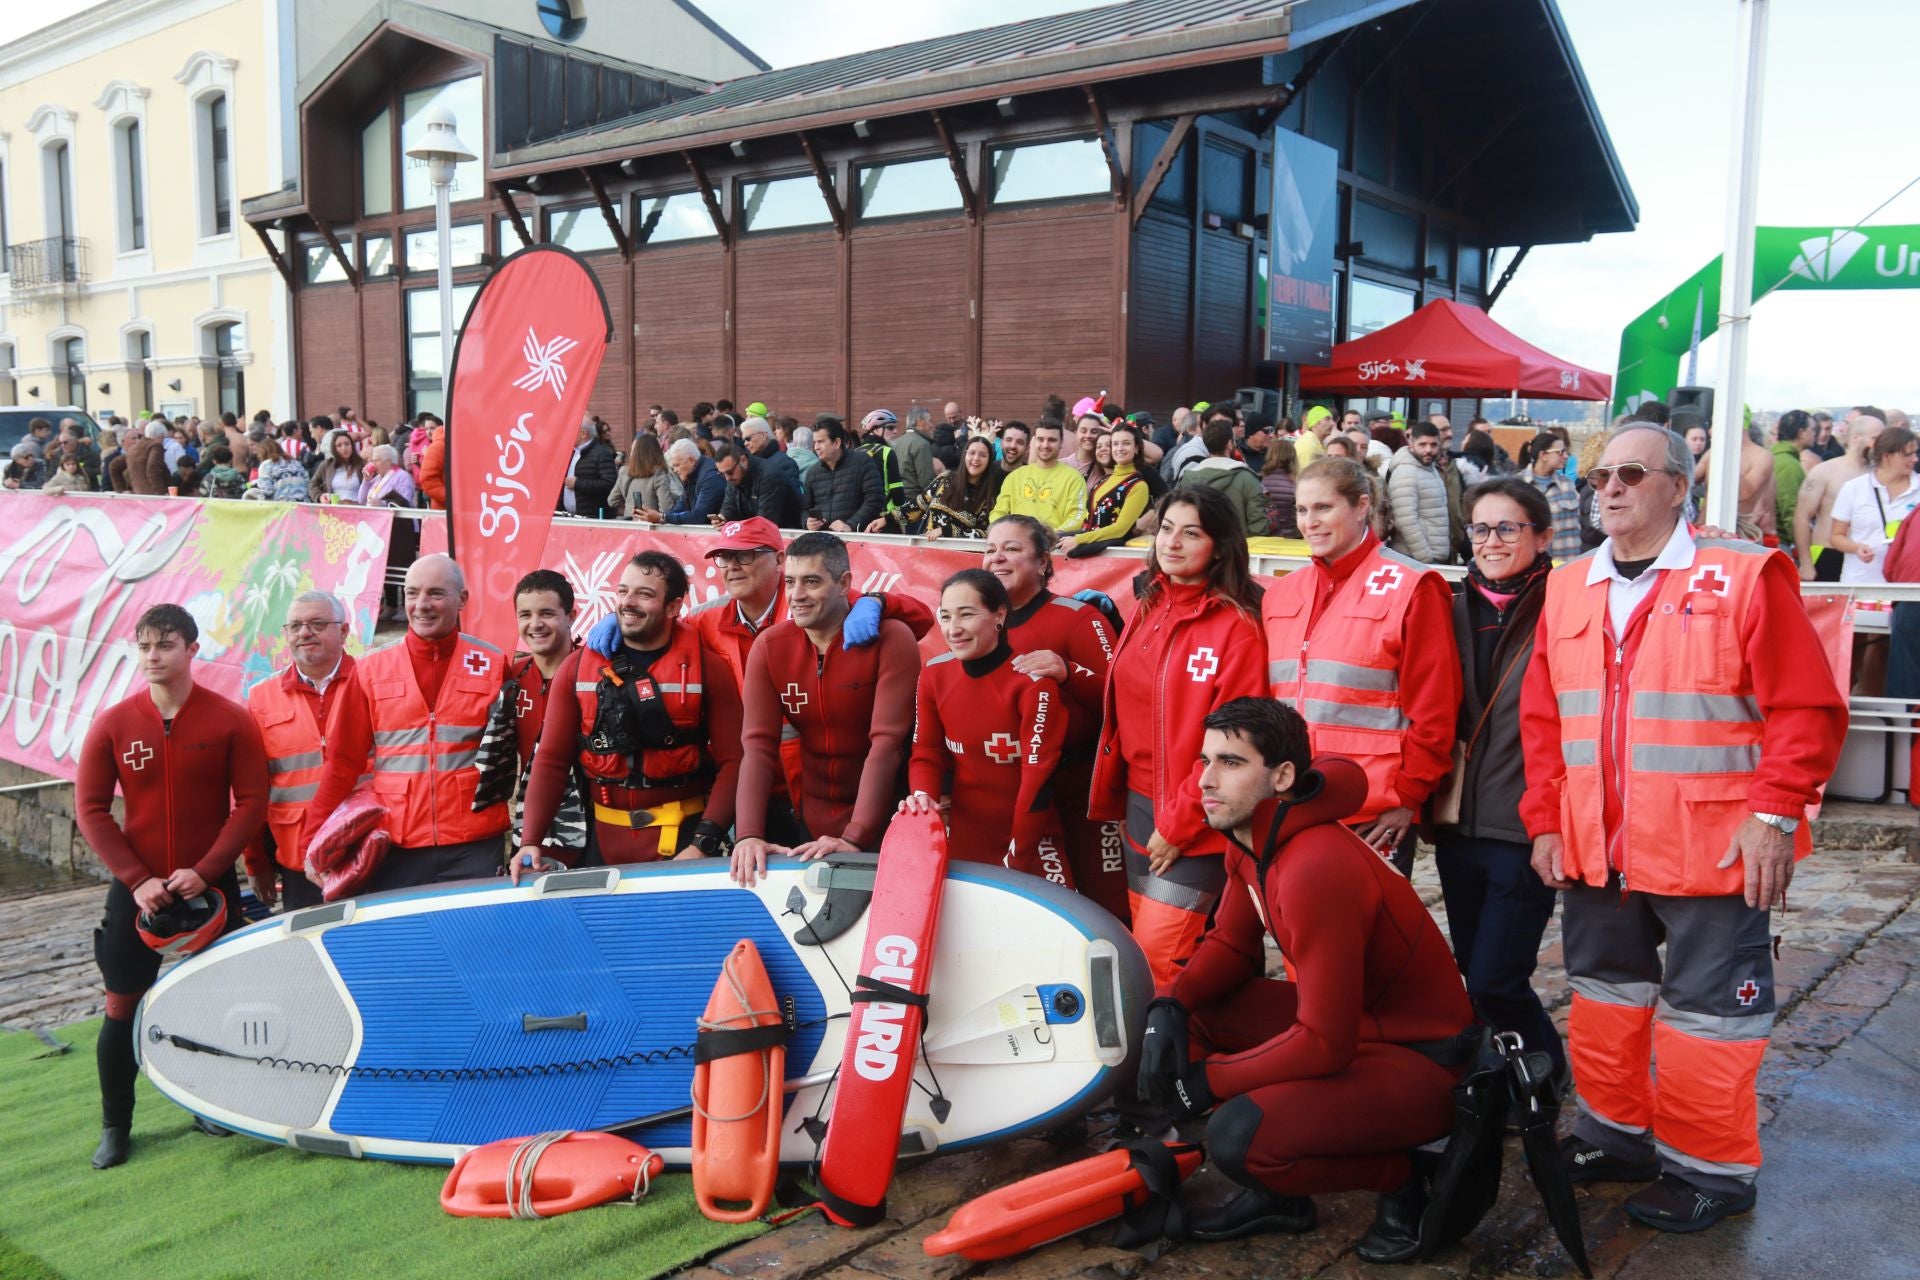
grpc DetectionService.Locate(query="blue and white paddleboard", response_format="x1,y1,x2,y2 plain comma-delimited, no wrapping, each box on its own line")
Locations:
135,857,1149,1166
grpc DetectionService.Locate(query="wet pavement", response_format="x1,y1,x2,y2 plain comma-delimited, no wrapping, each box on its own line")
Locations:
3,804,1915,1279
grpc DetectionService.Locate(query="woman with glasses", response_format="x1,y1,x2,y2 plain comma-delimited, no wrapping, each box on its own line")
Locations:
1517,431,1582,563
1827,426,1919,587
1428,478,1566,1088
1264,457,1462,876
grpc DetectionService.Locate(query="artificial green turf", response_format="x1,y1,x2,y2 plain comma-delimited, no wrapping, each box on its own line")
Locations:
0,1021,763,1280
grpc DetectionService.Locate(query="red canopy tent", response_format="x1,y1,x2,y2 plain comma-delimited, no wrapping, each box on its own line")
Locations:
1298,299,1611,402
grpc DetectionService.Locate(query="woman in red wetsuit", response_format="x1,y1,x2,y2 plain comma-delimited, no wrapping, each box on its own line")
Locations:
982,515,1122,914
901,569,1070,884
1090,484,1268,984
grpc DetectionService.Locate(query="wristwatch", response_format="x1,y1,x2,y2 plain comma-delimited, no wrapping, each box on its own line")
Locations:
1754,812,1800,835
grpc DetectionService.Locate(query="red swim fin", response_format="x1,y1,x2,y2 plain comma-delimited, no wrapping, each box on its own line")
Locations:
815,811,950,1227
924,1143,1205,1261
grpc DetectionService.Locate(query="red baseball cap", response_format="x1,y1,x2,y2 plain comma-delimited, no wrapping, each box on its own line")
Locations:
706,516,784,556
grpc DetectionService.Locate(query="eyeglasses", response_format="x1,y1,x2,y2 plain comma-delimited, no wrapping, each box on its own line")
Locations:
711,549,771,568
282,620,342,634
1585,462,1674,489
1467,521,1548,544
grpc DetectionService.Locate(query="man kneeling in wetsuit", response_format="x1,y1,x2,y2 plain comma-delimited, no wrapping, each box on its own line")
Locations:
1138,698,1475,1259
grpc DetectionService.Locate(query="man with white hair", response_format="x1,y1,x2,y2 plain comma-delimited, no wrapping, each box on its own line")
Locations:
781,420,819,482
245,591,364,909
636,438,725,523
125,421,172,494
893,406,937,507
306,554,509,889
1521,424,1846,1233
739,414,804,503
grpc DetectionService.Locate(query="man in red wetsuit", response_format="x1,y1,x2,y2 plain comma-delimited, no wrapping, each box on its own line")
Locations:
307,553,509,890
1138,698,1474,1259
730,531,922,883
515,551,741,872
75,603,269,1169
675,517,933,846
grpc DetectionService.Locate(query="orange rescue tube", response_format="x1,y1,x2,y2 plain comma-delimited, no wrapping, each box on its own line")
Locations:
691,938,786,1223
924,1144,1206,1261
439,1131,665,1218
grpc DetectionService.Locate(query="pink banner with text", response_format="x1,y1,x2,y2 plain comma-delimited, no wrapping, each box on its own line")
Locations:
0,494,393,778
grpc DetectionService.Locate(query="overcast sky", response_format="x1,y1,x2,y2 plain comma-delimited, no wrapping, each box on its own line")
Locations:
6,0,1916,411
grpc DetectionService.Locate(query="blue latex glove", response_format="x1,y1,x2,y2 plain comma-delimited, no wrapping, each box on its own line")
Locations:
585,613,620,658
842,595,883,649
1072,589,1117,615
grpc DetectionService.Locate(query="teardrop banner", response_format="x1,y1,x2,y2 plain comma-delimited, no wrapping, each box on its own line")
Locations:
445,244,613,652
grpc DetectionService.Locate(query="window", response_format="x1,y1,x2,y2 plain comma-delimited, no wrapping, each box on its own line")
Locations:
405,222,485,273
61,337,86,410
302,239,351,284
200,93,232,236
548,204,619,253
363,234,394,278
45,142,74,238
0,159,8,259
133,330,153,412
537,0,585,41
738,175,832,234
634,191,716,244
988,138,1110,205
1202,141,1252,222
406,283,479,417
212,322,244,417
1351,196,1419,274
401,76,482,209
1347,277,1415,339
1426,226,1453,285
114,121,146,252
1459,242,1486,293
1135,121,1190,211
361,108,392,217
855,157,962,219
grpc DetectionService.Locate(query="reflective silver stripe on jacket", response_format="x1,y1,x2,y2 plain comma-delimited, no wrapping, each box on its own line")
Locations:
373,756,431,774
574,682,599,693
1562,739,1597,767
1304,659,1398,692
372,727,430,747
653,683,703,695
1632,691,1761,723
435,724,484,743
1557,689,1601,717
268,750,324,774
269,782,318,804
1630,743,1761,774
1269,659,1299,684
1300,699,1406,732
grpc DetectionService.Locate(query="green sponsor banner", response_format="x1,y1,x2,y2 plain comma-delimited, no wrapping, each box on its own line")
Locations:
1614,224,1920,414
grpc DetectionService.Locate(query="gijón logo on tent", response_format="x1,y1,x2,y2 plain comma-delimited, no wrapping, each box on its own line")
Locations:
1787,229,1868,283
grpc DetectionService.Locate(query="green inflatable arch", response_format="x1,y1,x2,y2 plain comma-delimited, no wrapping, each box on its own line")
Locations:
1613,223,1920,416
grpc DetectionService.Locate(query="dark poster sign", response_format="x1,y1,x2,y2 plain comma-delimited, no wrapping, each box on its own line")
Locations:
1266,128,1338,366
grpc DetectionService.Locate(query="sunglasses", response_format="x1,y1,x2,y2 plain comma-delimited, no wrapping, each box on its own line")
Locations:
1586,462,1675,489
1467,521,1547,544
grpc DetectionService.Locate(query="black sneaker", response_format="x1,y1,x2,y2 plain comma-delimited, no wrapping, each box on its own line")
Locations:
1187,1187,1316,1241
1559,1134,1659,1184
1353,1173,1427,1264
1624,1173,1757,1233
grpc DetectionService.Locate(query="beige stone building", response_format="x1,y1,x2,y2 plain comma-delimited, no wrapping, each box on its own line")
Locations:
0,0,760,421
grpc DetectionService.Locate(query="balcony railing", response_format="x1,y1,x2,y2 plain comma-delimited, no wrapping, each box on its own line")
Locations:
6,236,89,298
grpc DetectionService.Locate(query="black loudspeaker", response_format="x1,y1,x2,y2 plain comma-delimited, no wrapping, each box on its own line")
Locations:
1669,386,1714,430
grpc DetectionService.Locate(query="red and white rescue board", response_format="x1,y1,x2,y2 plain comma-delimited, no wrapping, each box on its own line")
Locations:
815,811,948,1225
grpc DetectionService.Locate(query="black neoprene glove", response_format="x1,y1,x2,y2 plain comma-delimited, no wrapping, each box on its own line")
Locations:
1137,997,1215,1118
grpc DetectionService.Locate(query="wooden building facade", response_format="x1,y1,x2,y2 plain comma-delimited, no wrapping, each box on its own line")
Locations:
246,0,1636,442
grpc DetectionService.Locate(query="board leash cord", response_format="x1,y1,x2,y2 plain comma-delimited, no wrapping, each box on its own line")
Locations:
143,1021,830,1084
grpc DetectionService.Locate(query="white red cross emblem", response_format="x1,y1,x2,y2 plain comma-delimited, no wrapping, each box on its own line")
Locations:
1186,647,1220,682
516,688,535,719
1689,565,1731,597
1366,565,1405,595
721,521,742,537
781,682,809,715
1735,979,1760,1007
984,732,1020,763
122,740,153,772
462,650,491,676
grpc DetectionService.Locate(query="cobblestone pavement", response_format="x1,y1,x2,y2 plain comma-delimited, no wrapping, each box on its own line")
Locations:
5,805,1915,1279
